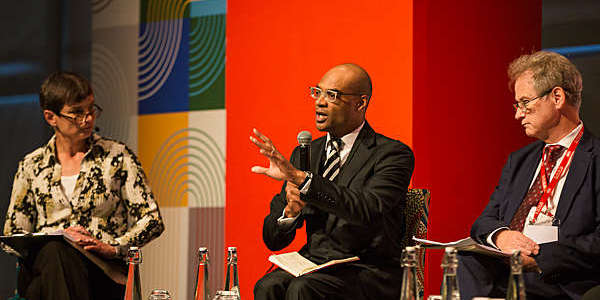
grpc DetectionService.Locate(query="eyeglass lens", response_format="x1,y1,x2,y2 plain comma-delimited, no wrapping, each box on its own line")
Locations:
310,87,337,102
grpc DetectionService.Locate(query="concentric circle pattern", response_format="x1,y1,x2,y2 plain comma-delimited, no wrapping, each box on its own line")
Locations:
189,14,226,97
149,127,225,207
92,0,113,14
138,0,191,101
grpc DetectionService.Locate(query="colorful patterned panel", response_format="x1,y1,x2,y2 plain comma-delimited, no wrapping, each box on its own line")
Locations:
189,0,226,110
92,0,227,298
138,0,191,114
138,112,190,207
187,110,226,207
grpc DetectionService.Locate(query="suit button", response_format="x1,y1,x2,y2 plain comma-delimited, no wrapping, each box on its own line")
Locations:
328,198,335,208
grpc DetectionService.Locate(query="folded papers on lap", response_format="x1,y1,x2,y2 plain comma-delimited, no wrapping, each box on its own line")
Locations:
413,236,511,257
268,252,359,277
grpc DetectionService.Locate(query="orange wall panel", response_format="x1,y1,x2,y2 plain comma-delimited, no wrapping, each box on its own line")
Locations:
226,0,413,298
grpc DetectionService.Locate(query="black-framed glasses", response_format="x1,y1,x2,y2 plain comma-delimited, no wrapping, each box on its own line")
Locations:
58,104,103,126
513,87,554,113
309,86,363,103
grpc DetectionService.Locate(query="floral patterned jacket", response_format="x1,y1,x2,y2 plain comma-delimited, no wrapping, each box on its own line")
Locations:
3,134,164,256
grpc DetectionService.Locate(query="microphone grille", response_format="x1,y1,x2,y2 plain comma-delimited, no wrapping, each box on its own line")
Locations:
297,130,312,145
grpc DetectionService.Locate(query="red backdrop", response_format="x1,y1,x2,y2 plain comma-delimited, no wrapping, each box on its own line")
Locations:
412,0,541,295
226,0,541,298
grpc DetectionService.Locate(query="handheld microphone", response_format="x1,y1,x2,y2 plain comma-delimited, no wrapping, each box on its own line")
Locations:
297,131,312,171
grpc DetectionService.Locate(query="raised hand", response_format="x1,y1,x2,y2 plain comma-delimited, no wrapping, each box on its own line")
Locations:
250,128,304,185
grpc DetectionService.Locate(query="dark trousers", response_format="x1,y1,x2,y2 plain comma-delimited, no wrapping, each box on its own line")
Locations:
18,240,125,300
457,252,568,300
254,263,402,300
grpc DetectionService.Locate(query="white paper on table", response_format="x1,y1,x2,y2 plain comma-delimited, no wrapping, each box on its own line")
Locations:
523,225,558,244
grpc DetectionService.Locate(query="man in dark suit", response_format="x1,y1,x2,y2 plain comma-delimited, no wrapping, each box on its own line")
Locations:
250,63,414,300
458,51,600,299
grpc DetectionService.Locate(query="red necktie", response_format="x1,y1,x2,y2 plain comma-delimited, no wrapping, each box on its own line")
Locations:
509,145,566,232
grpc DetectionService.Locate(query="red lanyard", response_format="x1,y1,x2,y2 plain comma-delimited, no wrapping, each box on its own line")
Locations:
529,126,584,225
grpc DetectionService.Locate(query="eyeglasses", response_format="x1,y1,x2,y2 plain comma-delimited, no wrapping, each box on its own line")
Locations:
513,88,554,113
309,86,364,103
58,104,103,126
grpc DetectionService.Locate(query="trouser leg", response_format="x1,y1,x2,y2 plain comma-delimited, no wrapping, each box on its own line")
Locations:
457,251,508,300
255,264,384,300
284,271,351,300
20,240,91,300
254,268,295,300
88,258,125,300
18,240,125,300
458,251,569,300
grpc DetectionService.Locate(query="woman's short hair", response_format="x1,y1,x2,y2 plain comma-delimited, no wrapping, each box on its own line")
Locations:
40,71,93,113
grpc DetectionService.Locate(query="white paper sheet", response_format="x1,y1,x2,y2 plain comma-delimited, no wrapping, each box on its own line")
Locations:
523,225,558,244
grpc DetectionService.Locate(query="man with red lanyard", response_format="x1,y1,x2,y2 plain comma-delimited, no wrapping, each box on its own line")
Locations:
458,51,600,300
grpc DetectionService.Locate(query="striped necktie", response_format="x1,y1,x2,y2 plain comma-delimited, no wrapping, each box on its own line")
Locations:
321,138,342,181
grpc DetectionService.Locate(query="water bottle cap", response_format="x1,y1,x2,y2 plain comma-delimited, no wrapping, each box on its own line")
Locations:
127,247,142,264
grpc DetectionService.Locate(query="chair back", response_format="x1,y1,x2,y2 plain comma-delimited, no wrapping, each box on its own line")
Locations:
403,188,430,296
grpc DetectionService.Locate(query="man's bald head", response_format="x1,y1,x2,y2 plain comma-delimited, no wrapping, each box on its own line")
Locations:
322,63,372,99
315,63,372,137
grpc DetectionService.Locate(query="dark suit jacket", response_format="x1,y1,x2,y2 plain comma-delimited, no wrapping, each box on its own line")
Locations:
471,130,600,297
262,122,414,298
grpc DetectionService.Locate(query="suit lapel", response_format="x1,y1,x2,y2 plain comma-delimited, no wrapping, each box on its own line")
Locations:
336,122,376,187
504,143,543,223
325,123,375,233
311,137,326,175
303,137,327,216
555,130,593,223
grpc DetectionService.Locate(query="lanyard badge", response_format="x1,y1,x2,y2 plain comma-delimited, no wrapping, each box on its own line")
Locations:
529,126,584,225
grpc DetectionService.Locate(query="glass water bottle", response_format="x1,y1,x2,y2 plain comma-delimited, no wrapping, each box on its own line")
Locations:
399,246,420,300
124,247,142,300
222,247,240,299
195,247,210,300
440,247,460,300
506,250,526,300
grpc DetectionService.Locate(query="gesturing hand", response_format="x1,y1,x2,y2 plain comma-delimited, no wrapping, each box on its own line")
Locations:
250,128,304,185
284,181,305,218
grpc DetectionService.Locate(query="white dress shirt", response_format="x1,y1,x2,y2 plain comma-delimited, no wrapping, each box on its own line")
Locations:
61,174,79,201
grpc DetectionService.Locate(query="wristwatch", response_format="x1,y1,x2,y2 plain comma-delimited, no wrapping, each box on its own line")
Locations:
298,171,312,190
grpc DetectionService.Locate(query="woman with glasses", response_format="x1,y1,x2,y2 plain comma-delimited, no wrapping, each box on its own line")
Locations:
2,72,164,300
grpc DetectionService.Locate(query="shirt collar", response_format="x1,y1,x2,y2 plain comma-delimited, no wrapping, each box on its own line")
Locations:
546,122,583,149
42,133,102,165
326,121,365,150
